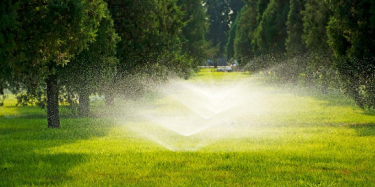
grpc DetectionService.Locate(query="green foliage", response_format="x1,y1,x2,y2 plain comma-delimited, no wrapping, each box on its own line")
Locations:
178,0,208,64
327,0,375,108
256,0,270,23
106,0,185,75
302,0,331,52
61,8,120,97
233,1,258,65
226,13,238,60
285,0,306,56
253,0,290,55
204,0,232,57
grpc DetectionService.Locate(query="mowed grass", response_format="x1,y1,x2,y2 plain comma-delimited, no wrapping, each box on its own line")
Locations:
1,69,375,186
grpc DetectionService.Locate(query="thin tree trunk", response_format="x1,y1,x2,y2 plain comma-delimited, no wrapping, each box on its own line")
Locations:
46,74,60,128
78,90,90,117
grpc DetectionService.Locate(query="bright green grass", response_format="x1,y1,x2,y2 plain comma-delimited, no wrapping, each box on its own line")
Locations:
1,69,375,186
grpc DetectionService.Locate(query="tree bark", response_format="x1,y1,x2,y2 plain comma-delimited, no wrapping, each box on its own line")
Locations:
46,74,60,128
78,90,90,117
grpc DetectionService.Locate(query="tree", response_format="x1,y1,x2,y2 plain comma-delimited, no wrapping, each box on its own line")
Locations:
204,0,231,57
256,0,270,23
226,13,238,60
178,0,208,64
60,9,120,117
302,0,331,52
285,0,306,56
105,0,186,104
233,0,258,65
2,0,108,128
253,0,290,55
327,0,375,108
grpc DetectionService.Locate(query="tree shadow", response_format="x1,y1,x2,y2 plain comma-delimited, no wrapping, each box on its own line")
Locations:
1,153,87,186
349,124,375,137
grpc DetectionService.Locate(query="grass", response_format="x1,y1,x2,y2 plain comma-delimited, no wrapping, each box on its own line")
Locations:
1,69,375,186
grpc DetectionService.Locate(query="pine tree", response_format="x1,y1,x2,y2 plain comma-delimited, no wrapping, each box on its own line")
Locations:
327,0,375,108
2,0,108,128
302,0,331,52
233,0,258,64
178,0,208,64
285,0,306,56
254,0,290,55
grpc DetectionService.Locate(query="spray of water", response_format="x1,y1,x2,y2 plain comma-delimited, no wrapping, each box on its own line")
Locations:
110,69,283,151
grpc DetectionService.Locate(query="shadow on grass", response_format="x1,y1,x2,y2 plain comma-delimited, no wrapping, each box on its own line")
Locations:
0,104,117,185
349,124,375,137
0,153,87,186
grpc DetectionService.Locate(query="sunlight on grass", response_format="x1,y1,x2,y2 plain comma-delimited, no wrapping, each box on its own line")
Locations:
1,70,374,186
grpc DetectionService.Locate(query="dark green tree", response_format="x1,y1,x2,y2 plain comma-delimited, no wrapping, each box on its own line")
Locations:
226,13,238,60
327,0,375,108
204,0,231,57
105,0,186,104
254,0,290,55
302,0,331,52
233,0,258,65
256,0,270,23
60,10,120,117
285,0,306,56
2,0,108,128
228,0,245,25
178,0,208,64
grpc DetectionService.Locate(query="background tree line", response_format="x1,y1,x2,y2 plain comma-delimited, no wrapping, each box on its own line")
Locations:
0,0,208,128
227,0,375,109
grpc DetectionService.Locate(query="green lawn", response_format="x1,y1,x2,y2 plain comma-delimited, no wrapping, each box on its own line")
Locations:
1,69,375,186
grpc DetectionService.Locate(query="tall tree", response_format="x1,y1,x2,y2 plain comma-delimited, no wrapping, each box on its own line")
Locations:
204,0,231,57
327,0,375,108
256,0,270,23
233,0,258,64
228,0,245,25
105,0,186,104
2,0,108,128
302,0,331,52
226,13,239,60
60,9,120,117
285,0,306,56
178,0,208,64
254,0,290,55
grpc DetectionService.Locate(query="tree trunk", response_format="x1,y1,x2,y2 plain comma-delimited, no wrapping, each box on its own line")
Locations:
46,74,60,128
78,90,90,117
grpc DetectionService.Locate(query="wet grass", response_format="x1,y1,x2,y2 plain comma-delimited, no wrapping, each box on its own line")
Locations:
1,69,375,186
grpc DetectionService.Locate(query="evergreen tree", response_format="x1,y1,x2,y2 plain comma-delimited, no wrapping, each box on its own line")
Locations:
226,13,238,60
302,0,331,52
228,0,245,25
254,0,290,55
285,0,306,56
233,0,258,65
60,10,120,117
204,0,231,57
327,0,375,108
1,0,108,128
178,0,208,64
256,0,270,23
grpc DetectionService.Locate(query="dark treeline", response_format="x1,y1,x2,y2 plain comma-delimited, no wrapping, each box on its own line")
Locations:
0,0,208,128
227,0,375,109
